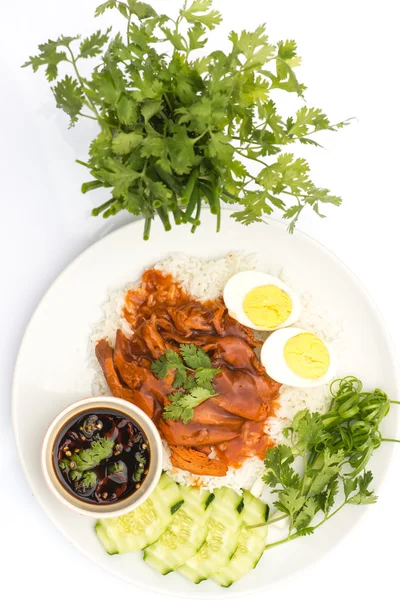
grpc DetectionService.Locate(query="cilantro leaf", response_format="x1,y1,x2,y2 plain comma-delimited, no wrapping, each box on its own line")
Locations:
23,49,68,82
141,100,163,123
79,29,111,58
296,527,315,537
112,131,143,155
317,476,339,515
116,95,138,126
184,375,197,390
288,106,331,137
151,349,187,388
161,27,187,51
274,487,305,520
277,39,297,60
163,386,214,423
95,1,118,17
343,477,358,500
82,471,97,488
73,436,114,472
347,471,378,505
291,410,326,453
293,497,320,531
52,76,85,126
128,1,158,20
151,354,170,379
60,435,114,481
195,366,221,387
22,35,80,81
306,456,342,495
188,23,207,50
182,0,222,31
180,344,212,369
95,157,142,197
173,367,188,389
264,446,299,489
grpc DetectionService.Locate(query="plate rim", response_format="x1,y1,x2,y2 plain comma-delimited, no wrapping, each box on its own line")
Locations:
12,214,400,597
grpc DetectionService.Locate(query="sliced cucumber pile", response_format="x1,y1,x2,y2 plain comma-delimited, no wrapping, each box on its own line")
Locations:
95,474,269,587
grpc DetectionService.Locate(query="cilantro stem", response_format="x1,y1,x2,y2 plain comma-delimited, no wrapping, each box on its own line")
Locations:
235,149,269,168
265,534,299,551
264,502,348,551
156,206,172,231
289,120,352,140
268,514,288,525
143,217,152,240
163,93,173,114
191,195,202,233
79,112,98,121
246,513,288,530
126,12,131,45
173,0,188,54
191,130,210,145
232,136,262,148
215,197,221,233
92,199,115,216
381,437,400,443
390,400,400,404
66,47,100,121
173,207,185,225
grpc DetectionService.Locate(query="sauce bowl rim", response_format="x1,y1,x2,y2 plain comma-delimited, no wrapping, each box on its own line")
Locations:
41,396,163,519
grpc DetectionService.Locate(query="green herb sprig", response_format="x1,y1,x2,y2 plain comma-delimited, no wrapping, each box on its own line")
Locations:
151,343,220,423
23,0,349,238
250,377,400,548
59,435,114,482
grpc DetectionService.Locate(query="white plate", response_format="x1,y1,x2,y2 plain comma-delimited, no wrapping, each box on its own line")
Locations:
12,213,400,598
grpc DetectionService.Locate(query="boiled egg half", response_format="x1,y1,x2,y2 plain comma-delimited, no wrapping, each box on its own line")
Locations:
260,327,337,387
223,271,301,331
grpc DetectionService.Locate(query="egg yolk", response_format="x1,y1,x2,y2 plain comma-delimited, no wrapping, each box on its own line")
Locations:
284,333,330,379
243,285,292,328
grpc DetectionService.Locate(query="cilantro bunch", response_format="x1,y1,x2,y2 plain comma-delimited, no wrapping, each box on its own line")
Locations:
23,0,348,239
256,377,400,548
151,344,220,423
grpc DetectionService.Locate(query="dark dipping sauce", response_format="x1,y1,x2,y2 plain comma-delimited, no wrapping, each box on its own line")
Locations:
54,408,150,505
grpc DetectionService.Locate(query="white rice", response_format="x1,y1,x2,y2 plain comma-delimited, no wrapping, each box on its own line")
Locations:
89,252,344,493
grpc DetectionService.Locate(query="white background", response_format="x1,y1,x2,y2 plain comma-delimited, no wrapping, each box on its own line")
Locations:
1,0,399,598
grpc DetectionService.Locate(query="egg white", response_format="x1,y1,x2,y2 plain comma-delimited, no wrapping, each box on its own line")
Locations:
260,327,338,388
223,271,301,331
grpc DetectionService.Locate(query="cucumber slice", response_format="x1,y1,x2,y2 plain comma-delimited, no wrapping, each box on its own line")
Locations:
94,522,119,555
179,487,243,583
144,486,214,574
212,490,268,587
96,474,182,554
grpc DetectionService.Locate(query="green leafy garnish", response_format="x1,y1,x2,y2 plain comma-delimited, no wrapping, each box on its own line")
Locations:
59,435,114,481
163,387,215,424
250,377,400,547
23,0,348,238
180,344,212,369
151,349,188,388
151,344,220,423
81,471,97,489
